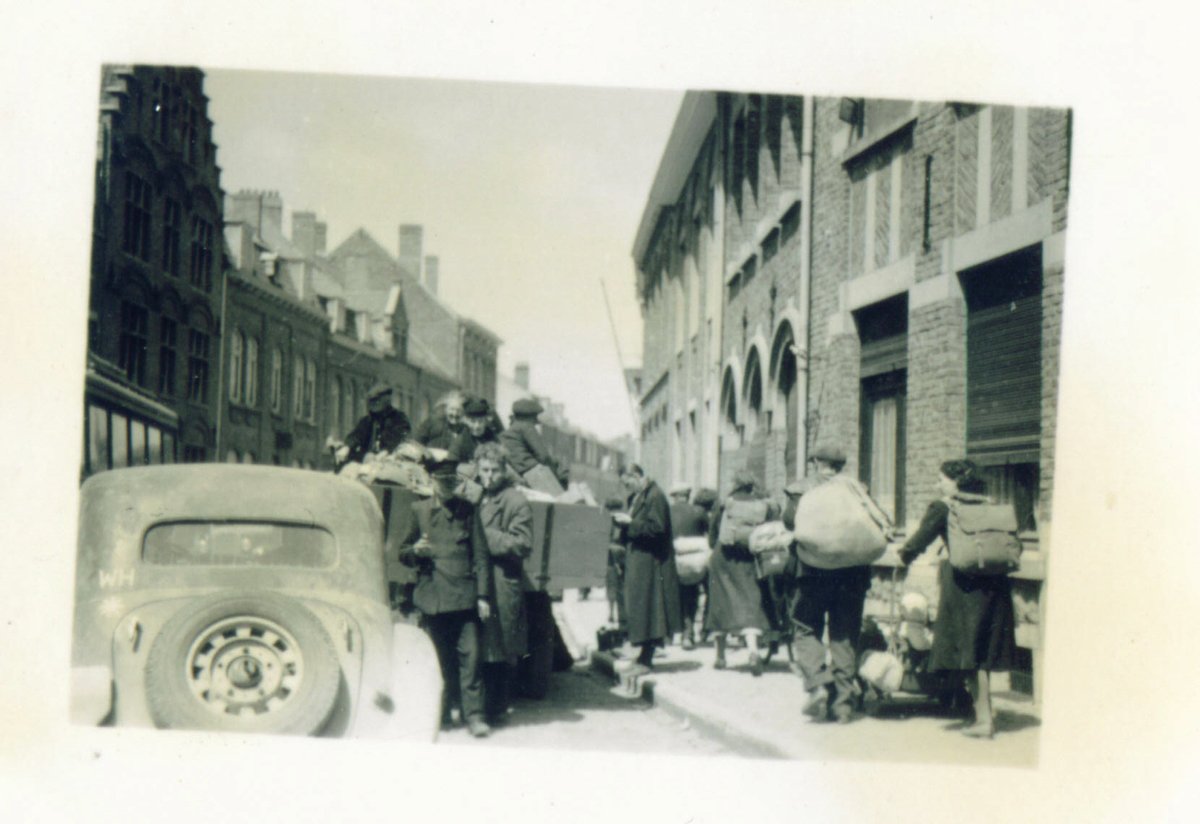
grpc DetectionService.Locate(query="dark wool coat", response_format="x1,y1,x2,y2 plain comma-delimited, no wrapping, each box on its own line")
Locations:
623,481,683,645
669,501,709,539
344,407,412,463
498,418,560,476
705,492,779,633
899,499,1017,672
477,481,533,664
413,416,465,451
397,495,490,616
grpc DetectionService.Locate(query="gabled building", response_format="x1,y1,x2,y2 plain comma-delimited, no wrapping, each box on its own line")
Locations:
326,224,500,412
84,65,225,476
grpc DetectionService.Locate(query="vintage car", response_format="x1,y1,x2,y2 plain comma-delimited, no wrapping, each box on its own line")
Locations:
71,464,442,739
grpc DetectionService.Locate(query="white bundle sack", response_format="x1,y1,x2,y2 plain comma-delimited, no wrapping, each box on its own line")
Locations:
793,476,890,569
673,536,712,586
858,649,905,694
748,521,793,554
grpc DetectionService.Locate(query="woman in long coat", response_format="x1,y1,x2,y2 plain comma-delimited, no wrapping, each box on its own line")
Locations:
474,442,533,722
706,470,779,676
899,459,1017,739
619,464,682,674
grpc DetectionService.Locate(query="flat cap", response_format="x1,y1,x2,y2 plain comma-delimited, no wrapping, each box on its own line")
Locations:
512,398,544,417
669,483,691,498
810,443,846,464
367,381,393,400
463,396,489,416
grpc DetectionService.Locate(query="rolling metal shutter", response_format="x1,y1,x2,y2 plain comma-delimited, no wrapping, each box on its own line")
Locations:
965,247,1042,465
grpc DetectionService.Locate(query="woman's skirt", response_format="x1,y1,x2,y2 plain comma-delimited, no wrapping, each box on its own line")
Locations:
930,560,1017,672
705,545,770,633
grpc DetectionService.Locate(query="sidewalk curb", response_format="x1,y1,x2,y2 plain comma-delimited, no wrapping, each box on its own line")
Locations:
590,650,790,759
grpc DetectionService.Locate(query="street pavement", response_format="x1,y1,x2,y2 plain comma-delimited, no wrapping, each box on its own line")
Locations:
434,664,730,756
559,588,1041,767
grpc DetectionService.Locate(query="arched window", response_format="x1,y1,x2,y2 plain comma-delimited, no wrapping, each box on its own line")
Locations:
743,350,764,443
229,331,243,403
720,368,740,447
292,354,304,418
771,324,801,481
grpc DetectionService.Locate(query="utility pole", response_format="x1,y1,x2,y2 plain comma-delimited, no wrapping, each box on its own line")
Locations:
599,278,640,441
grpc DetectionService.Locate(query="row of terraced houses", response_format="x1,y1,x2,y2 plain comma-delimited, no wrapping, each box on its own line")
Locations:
84,64,620,482
633,93,1069,697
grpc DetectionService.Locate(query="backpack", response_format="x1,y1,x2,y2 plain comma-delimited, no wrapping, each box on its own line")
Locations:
717,497,770,548
946,494,1022,575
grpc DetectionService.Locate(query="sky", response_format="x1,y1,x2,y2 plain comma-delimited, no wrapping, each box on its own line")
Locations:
203,69,682,441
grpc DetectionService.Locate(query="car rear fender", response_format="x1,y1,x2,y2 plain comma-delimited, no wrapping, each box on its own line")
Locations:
351,621,441,743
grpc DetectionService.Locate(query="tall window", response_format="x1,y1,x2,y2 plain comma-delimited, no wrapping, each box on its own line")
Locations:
245,338,259,407
343,381,355,432
292,355,304,418
746,95,761,199
964,247,1042,532
304,359,317,422
162,198,182,276
330,377,342,435
228,331,244,404
189,216,214,290
117,301,148,386
269,348,283,414
122,172,151,261
187,329,209,404
158,316,177,396
856,295,908,523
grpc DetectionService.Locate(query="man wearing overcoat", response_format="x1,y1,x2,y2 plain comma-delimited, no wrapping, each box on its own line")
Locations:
397,456,493,737
619,464,683,673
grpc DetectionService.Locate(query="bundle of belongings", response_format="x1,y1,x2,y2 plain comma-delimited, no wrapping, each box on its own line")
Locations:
792,475,892,569
748,521,795,580
338,442,484,503
857,591,935,696
673,535,712,586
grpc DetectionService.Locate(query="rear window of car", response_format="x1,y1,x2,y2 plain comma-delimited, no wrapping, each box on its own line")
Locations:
142,521,336,568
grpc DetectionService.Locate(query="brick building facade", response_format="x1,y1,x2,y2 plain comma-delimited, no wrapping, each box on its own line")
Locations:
635,93,1070,695
84,65,225,475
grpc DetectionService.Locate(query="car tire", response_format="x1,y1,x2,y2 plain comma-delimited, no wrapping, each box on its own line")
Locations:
144,594,341,735
516,592,554,700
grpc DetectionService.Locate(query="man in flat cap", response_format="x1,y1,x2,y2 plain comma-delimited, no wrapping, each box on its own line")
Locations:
668,484,709,650
397,450,493,738
337,382,412,466
449,395,502,465
792,442,873,724
499,397,567,497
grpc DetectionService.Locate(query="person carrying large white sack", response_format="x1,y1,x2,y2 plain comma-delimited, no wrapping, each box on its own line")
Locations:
791,443,892,724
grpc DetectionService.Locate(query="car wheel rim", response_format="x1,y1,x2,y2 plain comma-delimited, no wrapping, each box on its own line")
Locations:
186,616,304,717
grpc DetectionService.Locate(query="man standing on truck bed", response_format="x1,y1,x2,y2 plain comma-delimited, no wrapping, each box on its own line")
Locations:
336,382,411,467
397,453,493,738
499,398,567,497
617,464,683,675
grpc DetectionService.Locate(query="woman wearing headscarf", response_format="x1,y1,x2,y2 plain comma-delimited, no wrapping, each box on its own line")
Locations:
898,459,1018,739
705,469,779,676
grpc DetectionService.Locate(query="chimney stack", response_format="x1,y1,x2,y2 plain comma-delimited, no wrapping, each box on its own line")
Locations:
260,191,283,240
424,255,439,296
398,224,423,280
514,362,530,390
292,211,317,258
314,221,327,255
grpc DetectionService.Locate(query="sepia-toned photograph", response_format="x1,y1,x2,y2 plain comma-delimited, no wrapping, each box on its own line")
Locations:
73,65,1066,768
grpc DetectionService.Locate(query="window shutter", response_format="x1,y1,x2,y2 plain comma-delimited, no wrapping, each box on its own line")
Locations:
965,248,1042,464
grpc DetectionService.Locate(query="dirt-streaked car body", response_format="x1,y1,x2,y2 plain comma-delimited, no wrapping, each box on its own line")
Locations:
71,464,442,739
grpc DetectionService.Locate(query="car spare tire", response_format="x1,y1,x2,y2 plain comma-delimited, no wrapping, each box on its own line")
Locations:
144,594,341,735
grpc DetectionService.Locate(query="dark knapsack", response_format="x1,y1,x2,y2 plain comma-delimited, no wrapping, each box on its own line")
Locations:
946,494,1022,575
